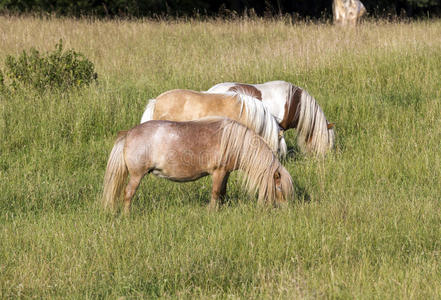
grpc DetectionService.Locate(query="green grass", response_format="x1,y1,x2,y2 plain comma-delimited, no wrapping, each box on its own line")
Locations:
1,17,441,298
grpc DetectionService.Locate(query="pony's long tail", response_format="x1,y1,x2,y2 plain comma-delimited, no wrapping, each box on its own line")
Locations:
102,132,128,211
140,99,156,123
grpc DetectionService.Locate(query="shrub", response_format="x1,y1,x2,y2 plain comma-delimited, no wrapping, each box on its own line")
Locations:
0,69,7,94
3,40,97,92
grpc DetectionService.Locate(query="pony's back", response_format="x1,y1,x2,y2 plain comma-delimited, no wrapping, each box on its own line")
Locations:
142,89,286,157
154,89,240,121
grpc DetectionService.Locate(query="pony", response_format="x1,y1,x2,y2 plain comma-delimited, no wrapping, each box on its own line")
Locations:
333,0,366,26
102,117,294,213
207,80,335,156
140,89,287,157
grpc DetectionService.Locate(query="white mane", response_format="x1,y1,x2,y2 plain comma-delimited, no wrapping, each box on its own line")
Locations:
294,88,335,155
230,91,287,158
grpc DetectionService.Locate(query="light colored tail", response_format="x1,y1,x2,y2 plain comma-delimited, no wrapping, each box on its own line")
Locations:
140,99,156,123
101,132,128,211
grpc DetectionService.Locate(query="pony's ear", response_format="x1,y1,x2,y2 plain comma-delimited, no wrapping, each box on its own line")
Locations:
327,123,335,130
274,170,283,191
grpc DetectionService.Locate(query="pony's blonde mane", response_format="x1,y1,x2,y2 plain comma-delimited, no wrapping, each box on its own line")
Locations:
218,119,293,204
288,86,335,155
227,90,287,158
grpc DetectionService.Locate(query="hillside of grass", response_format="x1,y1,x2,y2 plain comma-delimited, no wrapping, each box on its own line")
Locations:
0,17,440,298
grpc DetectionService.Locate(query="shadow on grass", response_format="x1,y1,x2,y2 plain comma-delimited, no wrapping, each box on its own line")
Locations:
284,145,303,162
293,180,311,203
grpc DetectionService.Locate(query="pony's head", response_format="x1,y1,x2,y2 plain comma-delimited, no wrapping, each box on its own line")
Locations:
304,121,335,155
273,165,294,206
296,89,336,156
219,119,294,206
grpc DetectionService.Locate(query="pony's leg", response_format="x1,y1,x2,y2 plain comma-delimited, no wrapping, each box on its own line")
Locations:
123,175,143,214
209,170,229,210
219,172,230,205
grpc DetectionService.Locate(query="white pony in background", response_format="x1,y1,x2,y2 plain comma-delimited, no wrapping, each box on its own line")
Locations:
207,81,335,156
333,0,366,26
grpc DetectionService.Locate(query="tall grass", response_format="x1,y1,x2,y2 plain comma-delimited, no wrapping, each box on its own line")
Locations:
1,16,440,298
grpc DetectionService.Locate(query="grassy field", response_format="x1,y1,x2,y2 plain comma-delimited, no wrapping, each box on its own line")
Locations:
1,16,441,298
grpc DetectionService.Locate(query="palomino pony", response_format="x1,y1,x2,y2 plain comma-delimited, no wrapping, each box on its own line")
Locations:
140,89,287,157
207,80,335,156
102,118,293,213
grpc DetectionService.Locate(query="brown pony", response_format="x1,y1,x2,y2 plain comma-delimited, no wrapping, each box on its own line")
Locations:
102,117,293,213
140,89,287,157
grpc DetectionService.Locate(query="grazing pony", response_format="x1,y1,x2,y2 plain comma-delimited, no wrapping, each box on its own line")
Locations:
140,89,286,157
207,81,335,156
333,0,366,26
102,118,293,213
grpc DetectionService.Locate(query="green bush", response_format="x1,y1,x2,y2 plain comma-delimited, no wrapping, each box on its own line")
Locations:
0,69,7,94
3,40,97,92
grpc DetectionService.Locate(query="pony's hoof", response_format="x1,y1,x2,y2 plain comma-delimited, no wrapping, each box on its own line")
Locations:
207,202,219,211
275,201,289,209
123,207,131,216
